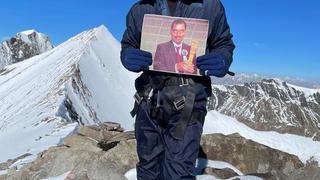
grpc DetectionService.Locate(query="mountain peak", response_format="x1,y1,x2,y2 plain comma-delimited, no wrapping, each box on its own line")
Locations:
0,25,135,162
211,72,320,88
210,77,320,141
19,29,37,36
0,29,53,68
261,78,284,85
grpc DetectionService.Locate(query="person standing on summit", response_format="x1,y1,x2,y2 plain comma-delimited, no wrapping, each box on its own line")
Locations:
121,0,235,179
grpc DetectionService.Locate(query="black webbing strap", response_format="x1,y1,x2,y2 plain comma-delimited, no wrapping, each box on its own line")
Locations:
130,98,140,117
172,83,196,140
130,75,153,118
131,72,200,140
130,72,169,118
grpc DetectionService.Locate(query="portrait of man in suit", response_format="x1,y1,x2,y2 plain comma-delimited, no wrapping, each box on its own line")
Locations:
153,19,197,74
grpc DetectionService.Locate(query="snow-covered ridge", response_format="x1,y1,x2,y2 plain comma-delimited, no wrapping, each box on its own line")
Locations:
203,111,320,164
211,72,320,89
210,78,320,140
213,78,319,97
212,78,320,104
0,25,137,162
20,29,36,35
287,83,320,97
15,30,53,53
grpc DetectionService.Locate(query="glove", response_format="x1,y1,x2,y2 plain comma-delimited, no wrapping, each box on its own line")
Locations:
196,52,230,77
121,48,152,72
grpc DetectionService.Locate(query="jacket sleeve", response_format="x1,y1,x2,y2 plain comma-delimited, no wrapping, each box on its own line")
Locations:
120,5,141,67
208,0,235,66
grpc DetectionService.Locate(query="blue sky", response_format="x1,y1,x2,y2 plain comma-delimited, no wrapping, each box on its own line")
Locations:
1,0,319,79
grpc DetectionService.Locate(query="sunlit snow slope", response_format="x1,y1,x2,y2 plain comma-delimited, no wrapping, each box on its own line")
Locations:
0,25,137,162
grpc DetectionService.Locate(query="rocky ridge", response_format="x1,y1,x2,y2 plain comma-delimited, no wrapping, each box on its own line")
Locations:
209,79,320,140
1,122,319,180
0,30,53,68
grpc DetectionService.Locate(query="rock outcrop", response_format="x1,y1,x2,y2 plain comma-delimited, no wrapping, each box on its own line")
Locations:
2,122,135,180
288,160,320,180
199,133,305,180
2,122,318,180
0,30,53,68
208,79,320,140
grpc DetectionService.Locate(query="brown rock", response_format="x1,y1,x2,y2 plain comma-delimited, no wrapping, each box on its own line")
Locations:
65,171,77,180
77,123,127,142
98,141,120,151
56,171,90,180
203,167,238,179
78,125,103,141
288,160,320,180
0,162,9,171
200,133,304,180
108,131,135,142
0,174,7,180
63,134,101,153
101,129,122,141
77,171,90,180
5,146,126,180
98,131,135,151
102,139,138,174
99,122,124,132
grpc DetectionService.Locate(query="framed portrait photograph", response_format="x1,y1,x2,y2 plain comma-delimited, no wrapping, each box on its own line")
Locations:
141,14,209,76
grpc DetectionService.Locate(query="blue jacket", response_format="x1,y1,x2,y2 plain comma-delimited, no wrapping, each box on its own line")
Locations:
121,0,235,67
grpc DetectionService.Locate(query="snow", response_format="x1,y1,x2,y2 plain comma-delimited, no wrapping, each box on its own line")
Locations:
195,158,243,175
124,156,278,179
41,171,71,180
64,26,137,127
0,25,136,163
0,170,8,176
9,154,38,170
0,119,77,163
0,25,139,165
1,29,54,68
15,29,53,52
212,84,228,92
125,163,263,180
124,168,137,179
17,32,32,44
203,111,320,164
17,49,23,58
287,83,320,97
20,29,36,35
196,175,263,180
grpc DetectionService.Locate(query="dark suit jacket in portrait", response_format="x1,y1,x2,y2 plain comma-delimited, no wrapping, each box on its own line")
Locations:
153,41,196,74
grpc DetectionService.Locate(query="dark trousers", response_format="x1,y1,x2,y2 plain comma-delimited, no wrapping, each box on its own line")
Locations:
135,94,206,180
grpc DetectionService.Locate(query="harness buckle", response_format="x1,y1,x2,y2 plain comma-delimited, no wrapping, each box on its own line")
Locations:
134,92,143,104
173,96,185,111
179,77,189,86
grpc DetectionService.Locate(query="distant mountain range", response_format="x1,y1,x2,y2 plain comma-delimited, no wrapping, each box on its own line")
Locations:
209,78,320,140
211,72,320,89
